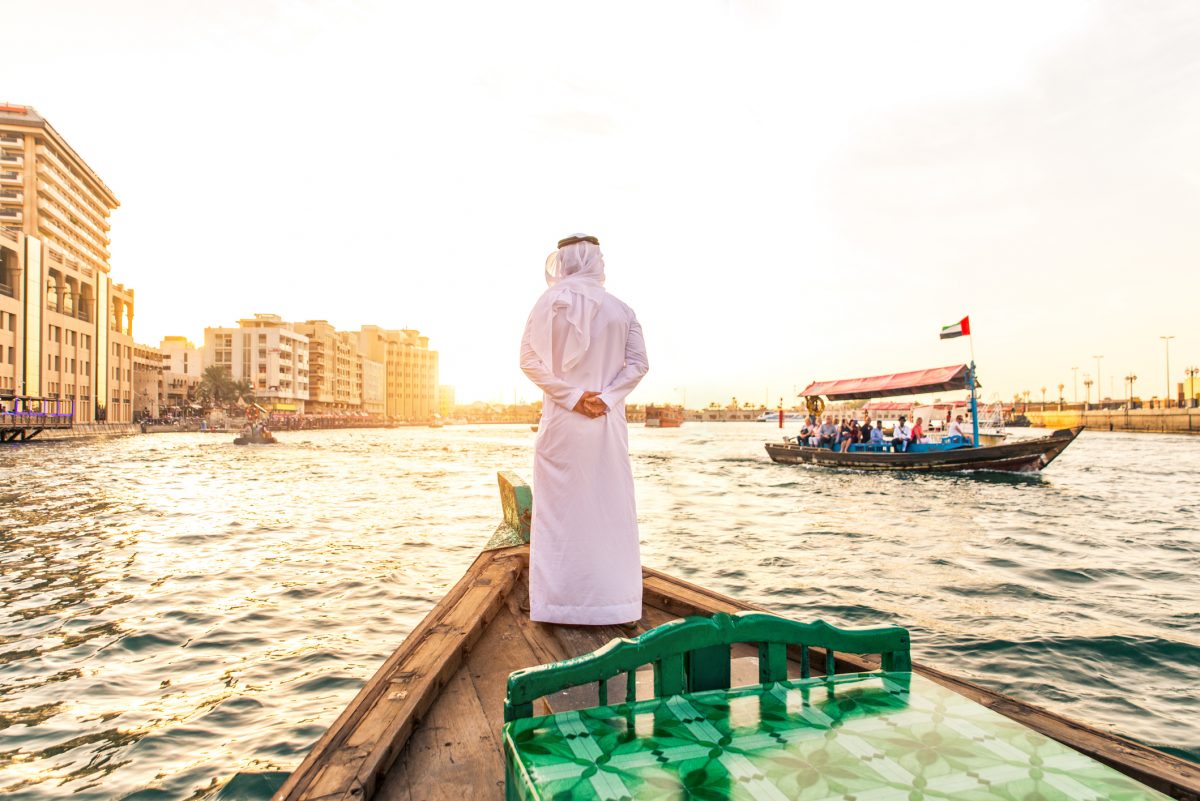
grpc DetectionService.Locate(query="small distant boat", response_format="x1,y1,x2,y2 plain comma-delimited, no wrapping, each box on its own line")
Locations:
429,416,445,429
757,411,806,423
233,431,276,445
644,404,684,428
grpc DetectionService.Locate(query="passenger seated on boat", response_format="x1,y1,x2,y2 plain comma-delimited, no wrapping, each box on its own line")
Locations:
910,417,926,445
869,420,884,445
948,414,972,444
818,416,837,449
794,423,811,446
842,418,860,452
892,416,910,452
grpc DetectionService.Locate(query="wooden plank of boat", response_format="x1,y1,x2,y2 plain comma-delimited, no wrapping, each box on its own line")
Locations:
765,425,1082,473
274,482,1199,801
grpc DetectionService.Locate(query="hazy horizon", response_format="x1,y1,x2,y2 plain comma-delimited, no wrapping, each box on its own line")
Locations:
5,0,1197,406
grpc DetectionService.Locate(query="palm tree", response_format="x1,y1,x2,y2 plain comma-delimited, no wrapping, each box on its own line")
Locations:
201,366,235,405
232,380,255,405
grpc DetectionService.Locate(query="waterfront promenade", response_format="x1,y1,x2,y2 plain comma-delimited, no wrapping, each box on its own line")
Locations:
1023,407,1200,434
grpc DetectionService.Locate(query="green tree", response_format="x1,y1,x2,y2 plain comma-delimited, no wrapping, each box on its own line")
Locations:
231,380,255,405
200,366,235,405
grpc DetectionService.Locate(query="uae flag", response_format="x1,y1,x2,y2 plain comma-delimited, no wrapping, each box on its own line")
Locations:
940,316,971,339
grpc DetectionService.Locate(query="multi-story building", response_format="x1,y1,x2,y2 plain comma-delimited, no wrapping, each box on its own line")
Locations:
0,103,137,422
132,342,164,419
357,326,438,422
294,320,359,412
361,356,385,416
438,385,455,418
159,336,201,410
203,314,309,413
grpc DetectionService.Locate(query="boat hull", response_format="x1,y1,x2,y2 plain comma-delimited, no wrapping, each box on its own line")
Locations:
765,427,1082,473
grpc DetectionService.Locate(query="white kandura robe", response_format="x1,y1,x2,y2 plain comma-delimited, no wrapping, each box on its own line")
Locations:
520,293,649,625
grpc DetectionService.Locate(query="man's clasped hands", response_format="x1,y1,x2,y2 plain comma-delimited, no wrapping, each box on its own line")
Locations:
572,391,609,419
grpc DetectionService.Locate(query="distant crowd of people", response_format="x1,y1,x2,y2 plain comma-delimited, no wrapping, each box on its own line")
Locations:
795,412,972,452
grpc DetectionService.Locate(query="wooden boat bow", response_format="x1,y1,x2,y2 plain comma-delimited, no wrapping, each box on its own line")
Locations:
272,471,1199,801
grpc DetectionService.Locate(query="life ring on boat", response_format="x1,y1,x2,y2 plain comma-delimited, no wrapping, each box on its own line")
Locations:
805,396,825,417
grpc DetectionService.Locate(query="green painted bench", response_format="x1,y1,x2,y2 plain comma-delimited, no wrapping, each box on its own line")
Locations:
502,612,1169,801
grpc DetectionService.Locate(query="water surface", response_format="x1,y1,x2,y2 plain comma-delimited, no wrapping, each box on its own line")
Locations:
0,424,1196,798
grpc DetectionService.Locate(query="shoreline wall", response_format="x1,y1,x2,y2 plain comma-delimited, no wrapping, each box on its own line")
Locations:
1023,408,1200,434
37,423,141,440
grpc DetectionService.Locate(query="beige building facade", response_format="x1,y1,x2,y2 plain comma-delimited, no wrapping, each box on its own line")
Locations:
159,336,201,410
204,314,309,412
361,356,385,416
0,103,136,422
132,342,164,419
294,320,360,412
358,325,439,422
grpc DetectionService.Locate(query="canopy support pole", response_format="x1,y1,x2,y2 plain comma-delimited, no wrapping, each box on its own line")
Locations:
969,361,980,448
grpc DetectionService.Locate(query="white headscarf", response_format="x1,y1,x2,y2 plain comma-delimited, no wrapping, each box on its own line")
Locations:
527,237,607,372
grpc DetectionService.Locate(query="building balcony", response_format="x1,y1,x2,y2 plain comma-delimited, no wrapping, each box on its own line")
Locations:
0,133,22,148
0,208,21,224
34,157,111,232
0,153,22,168
0,172,20,186
37,214,71,243
37,182,109,244
0,282,14,298
37,197,109,255
0,190,22,205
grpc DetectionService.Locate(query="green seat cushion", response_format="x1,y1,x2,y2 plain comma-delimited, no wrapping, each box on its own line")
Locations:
504,672,1167,801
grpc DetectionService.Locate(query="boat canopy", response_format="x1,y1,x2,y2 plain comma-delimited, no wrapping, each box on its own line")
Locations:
801,364,971,401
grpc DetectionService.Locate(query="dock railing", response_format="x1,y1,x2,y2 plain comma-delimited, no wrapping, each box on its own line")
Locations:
0,396,74,442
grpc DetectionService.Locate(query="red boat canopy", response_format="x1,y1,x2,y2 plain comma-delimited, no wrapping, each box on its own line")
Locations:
801,364,971,401
863,401,914,412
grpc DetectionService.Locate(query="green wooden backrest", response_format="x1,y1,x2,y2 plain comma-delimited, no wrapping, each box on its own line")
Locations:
504,611,911,721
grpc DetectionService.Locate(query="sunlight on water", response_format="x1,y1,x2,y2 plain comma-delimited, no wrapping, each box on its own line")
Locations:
0,424,1197,798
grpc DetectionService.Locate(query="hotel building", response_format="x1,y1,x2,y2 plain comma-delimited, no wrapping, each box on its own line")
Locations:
0,103,136,422
159,336,202,410
361,355,385,416
357,326,438,422
294,320,359,412
203,314,309,412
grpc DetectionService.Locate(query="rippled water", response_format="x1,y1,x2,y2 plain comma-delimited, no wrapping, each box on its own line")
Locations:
1,424,1197,799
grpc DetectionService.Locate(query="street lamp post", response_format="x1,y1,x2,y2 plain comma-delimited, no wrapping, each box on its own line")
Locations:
1125,373,1137,408
1160,336,1175,408
1083,375,1093,407
1092,355,1103,409
1186,366,1199,408
1040,386,1046,409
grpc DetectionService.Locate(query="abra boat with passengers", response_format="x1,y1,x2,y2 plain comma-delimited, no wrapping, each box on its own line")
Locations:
765,363,1082,473
264,473,1197,801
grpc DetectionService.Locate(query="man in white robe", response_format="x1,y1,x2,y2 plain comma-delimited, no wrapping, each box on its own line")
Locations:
519,235,649,625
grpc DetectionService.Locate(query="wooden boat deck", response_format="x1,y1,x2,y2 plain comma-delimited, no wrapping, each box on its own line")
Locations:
274,545,1200,801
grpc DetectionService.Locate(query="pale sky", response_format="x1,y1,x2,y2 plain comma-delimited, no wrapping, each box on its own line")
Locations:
5,1,1197,406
